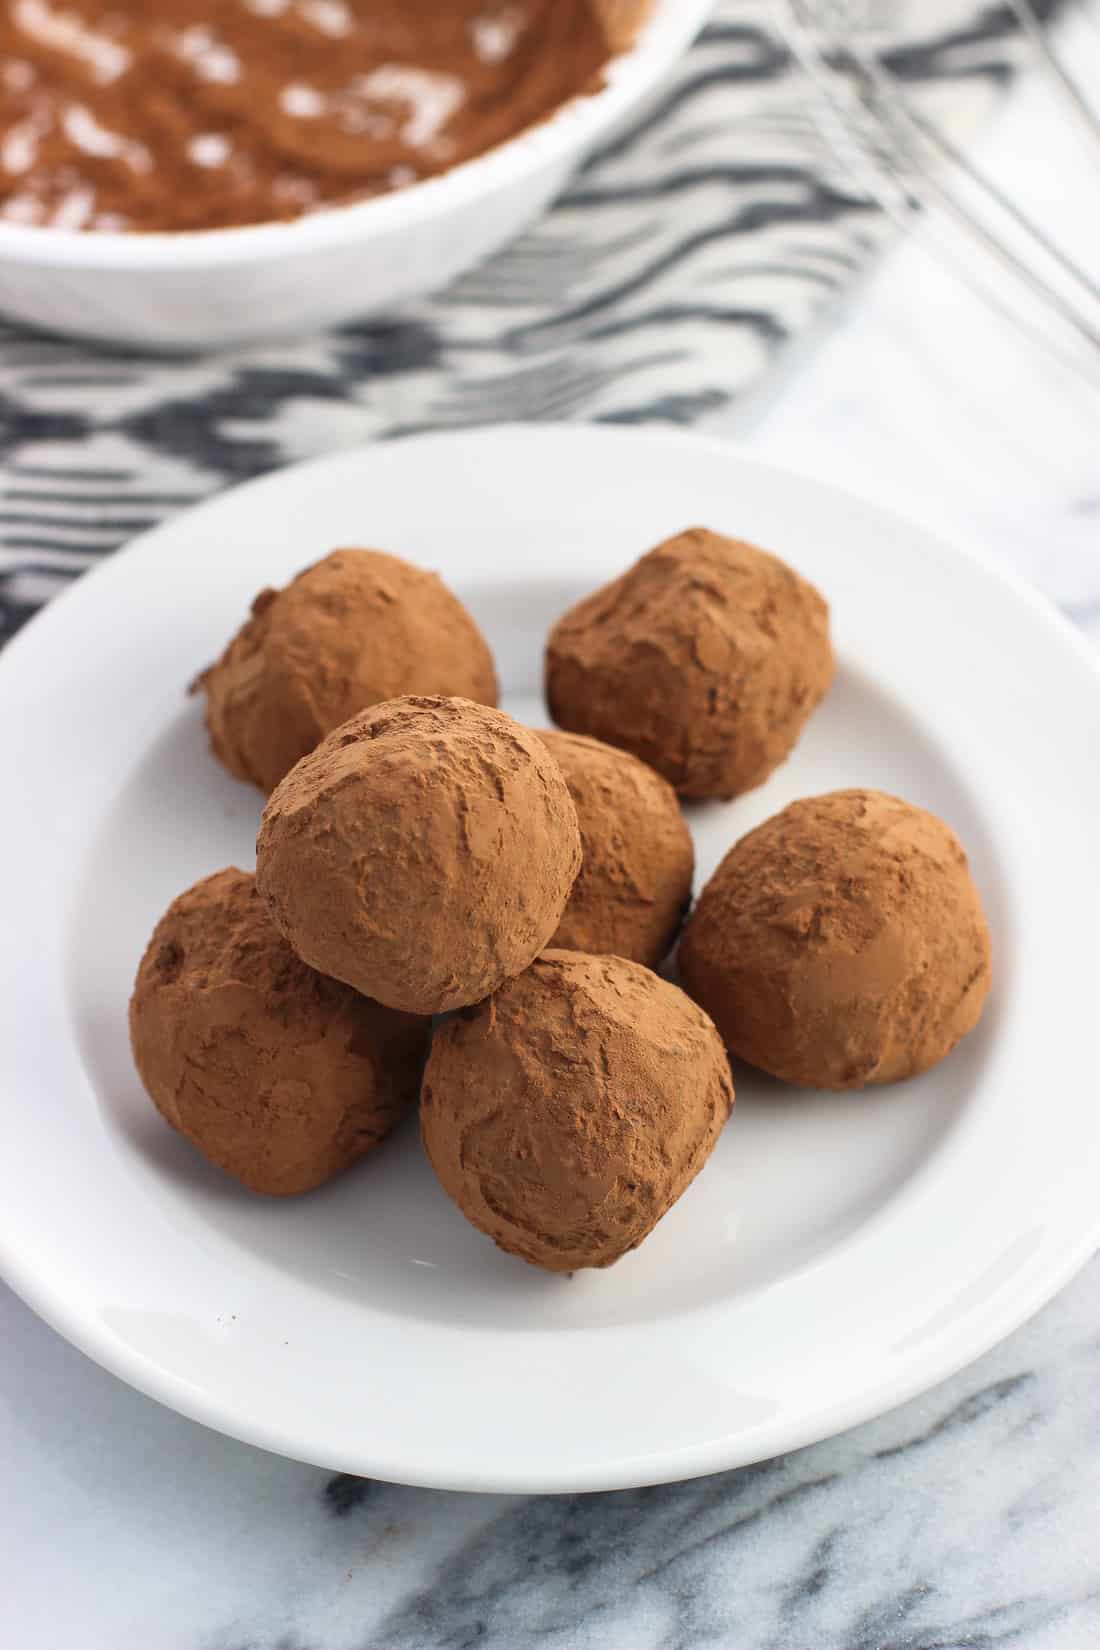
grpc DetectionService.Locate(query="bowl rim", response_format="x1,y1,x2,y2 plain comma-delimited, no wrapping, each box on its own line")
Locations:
0,0,713,269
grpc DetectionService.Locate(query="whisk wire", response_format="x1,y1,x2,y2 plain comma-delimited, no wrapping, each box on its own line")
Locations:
1006,0,1100,148
779,0,1100,387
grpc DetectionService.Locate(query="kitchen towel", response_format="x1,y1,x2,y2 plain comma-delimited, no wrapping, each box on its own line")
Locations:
0,0,1058,643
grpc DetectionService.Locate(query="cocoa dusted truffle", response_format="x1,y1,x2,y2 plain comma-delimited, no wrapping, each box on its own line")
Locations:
196,549,498,793
679,790,992,1090
536,729,694,968
256,697,582,1016
129,868,429,1195
545,527,833,800
421,951,734,1272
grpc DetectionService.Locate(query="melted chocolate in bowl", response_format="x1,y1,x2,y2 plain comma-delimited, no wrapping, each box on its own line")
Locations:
0,0,618,232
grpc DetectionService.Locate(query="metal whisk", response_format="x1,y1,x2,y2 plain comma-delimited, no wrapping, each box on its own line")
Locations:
776,0,1100,390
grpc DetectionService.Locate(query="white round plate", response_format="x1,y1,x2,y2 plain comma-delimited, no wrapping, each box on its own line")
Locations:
2,426,1098,1493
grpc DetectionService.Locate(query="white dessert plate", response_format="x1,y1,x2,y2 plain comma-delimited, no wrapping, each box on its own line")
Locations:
2,425,1099,1493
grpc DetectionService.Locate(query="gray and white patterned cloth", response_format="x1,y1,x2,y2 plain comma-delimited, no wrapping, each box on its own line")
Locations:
0,0,1057,645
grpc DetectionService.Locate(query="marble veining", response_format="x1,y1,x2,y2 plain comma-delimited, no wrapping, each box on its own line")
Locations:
2,7,1100,1649
3,1253,1098,1649
306,1336,1098,1650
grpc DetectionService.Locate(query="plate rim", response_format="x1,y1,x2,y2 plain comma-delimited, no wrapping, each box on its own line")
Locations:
5,422,1099,686
2,422,1099,1493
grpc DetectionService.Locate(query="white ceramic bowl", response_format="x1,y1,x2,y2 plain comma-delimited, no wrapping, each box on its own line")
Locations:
0,0,711,350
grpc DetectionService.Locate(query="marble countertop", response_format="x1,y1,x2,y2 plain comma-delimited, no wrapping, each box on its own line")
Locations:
3,42,1099,1650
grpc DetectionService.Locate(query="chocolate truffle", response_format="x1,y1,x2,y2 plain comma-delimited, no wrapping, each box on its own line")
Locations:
129,868,428,1195
536,729,694,967
545,527,833,800
197,548,498,793
679,790,992,1090
422,951,734,1271
256,697,582,1016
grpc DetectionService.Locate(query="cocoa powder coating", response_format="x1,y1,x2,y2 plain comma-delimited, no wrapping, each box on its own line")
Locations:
129,867,429,1195
1,0,631,233
545,527,834,800
536,729,693,968
679,790,992,1090
593,0,655,49
256,696,582,1015
197,548,498,793
421,951,734,1272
